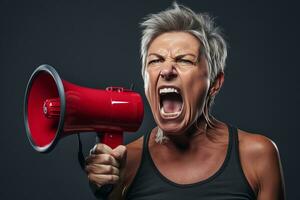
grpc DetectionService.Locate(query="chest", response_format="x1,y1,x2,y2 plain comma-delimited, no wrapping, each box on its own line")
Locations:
149,144,228,184
126,144,255,200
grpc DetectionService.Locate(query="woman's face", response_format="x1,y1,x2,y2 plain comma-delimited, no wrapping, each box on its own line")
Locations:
145,32,211,135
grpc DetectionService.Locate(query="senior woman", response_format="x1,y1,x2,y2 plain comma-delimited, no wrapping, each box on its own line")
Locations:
85,3,285,200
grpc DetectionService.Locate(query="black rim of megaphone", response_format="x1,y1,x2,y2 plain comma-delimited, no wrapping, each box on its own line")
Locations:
24,64,66,153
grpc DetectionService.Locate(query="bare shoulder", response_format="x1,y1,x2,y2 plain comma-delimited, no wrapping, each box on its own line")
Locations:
238,130,280,164
237,129,285,198
126,135,144,166
238,130,279,157
126,136,144,160
127,136,144,155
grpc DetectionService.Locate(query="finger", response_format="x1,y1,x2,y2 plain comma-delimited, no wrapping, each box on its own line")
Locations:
112,145,127,161
88,174,119,186
85,154,120,168
85,164,119,175
90,143,113,155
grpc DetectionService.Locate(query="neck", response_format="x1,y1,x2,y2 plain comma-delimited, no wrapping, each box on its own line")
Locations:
165,116,213,150
152,116,227,155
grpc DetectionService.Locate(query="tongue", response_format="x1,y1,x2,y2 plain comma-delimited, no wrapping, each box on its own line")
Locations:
162,99,182,113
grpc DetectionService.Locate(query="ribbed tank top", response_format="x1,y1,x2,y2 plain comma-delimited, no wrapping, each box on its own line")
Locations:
125,124,256,200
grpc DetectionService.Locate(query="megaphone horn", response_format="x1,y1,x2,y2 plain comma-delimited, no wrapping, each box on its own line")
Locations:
24,64,144,153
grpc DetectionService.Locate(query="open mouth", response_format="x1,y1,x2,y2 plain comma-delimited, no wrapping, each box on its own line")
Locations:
159,87,183,119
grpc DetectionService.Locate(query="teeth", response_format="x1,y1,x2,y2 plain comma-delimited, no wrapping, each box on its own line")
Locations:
159,87,179,94
160,107,181,118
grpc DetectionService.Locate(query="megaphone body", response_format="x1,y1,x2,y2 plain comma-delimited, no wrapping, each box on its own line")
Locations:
24,64,144,153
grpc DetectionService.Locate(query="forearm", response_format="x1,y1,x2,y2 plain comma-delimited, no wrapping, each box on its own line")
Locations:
108,183,125,200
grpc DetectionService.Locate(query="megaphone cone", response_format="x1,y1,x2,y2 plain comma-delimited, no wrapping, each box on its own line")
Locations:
24,64,144,153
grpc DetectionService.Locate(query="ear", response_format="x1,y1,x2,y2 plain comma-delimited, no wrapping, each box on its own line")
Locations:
209,72,224,96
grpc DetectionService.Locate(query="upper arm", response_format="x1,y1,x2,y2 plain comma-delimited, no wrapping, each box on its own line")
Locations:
240,132,285,200
255,136,285,200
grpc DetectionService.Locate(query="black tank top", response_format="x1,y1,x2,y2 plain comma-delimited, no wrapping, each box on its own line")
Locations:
125,124,256,200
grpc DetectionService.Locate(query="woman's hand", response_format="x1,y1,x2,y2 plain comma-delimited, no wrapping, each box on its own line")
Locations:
85,143,127,188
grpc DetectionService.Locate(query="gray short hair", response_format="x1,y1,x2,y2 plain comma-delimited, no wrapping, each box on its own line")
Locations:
140,2,227,116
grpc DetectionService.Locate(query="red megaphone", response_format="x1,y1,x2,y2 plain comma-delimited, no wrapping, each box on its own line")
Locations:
24,64,144,153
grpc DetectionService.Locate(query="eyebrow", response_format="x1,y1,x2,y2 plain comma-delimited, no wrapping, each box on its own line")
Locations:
147,53,197,58
147,53,165,58
175,54,197,59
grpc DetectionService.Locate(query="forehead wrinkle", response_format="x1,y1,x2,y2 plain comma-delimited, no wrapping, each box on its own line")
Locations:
147,48,169,58
147,32,201,59
165,41,198,58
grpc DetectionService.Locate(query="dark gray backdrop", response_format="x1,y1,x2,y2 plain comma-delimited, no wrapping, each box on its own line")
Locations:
1,0,299,199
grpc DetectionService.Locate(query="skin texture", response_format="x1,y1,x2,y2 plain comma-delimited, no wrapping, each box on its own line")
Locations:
85,144,126,187
145,32,210,136
86,32,285,200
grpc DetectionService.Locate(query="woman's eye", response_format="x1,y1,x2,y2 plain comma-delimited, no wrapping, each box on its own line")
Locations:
177,59,194,65
148,59,162,65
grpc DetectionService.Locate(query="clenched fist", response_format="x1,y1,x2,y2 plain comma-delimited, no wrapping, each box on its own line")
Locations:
85,143,127,188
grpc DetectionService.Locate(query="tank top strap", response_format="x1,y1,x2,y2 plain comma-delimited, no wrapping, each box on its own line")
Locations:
142,128,151,159
226,123,243,166
225,123,241,168
227,123,237,152
143,128,151,148
225,123,256,198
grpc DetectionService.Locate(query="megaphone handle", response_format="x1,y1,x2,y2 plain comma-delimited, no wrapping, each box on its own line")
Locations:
92,132,123,198
97,131,123,149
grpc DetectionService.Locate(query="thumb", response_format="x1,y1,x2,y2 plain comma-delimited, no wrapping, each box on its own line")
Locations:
112,145,127,162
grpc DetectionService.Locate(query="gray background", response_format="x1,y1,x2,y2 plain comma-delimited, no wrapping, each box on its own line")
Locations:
1,0,299,199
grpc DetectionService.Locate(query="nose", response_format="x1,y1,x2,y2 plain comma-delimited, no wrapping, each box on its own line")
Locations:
160,63,178,81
